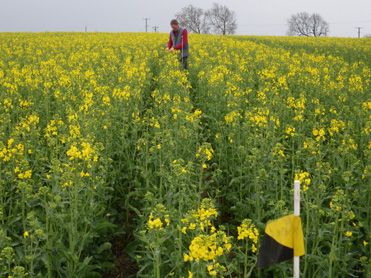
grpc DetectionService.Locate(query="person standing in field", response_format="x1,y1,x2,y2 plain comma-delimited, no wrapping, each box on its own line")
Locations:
165,19,189,70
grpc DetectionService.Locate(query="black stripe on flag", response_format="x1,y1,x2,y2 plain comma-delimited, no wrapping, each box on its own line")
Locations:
256,232,293,268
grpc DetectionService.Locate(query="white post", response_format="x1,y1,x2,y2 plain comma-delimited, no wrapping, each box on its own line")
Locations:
294,180,300,278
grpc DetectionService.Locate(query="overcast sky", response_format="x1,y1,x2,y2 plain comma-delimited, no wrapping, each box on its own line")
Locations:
1,0,370,37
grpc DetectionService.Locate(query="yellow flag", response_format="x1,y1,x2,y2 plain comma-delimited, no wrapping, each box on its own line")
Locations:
257,214,305,268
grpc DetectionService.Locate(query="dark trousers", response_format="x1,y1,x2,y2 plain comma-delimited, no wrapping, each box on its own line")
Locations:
179,56,188,70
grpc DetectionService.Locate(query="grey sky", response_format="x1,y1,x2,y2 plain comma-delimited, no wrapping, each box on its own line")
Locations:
0,0,370,37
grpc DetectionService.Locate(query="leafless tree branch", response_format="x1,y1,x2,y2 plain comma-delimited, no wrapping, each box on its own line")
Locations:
205,3,237,35
287,12,329,37
175,5,210,34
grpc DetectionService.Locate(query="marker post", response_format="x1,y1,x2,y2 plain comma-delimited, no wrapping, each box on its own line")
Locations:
294,180,300,278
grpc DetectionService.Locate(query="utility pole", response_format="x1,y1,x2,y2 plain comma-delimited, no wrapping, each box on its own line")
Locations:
143,18,150,32
152,26,159,33
85,26,87,32
355,27,363,38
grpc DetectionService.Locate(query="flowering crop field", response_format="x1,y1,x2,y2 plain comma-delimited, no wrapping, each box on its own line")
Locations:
0,32,370,278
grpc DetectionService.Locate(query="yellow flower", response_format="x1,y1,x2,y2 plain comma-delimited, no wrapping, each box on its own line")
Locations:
188,271,193,278
345,231,352,237
252,244,257,253
363,241,368,246
23,231,29,238
209,270,217,276
24,170,32,179
237,221,259,243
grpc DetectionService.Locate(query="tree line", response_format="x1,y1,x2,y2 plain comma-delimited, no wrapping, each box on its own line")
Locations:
176,4,371,38
175,3,237,35
175,3,341,37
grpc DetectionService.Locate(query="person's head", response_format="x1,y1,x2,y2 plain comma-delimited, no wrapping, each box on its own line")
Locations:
170,19,179,32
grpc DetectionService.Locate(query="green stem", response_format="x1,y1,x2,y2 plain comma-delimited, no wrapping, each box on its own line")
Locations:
329,211,339,278
244,240,248,277
156,256,161,278
178,188,183,274
253,159,260,222
280,162,284,201
45,196,52,278
303,198,309,276
159,150,163,199
240,157,243,203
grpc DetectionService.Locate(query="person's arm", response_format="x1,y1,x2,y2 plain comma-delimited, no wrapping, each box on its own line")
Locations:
173,29,188,50
166,34,173,50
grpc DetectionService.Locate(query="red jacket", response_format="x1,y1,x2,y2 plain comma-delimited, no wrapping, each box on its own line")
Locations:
167,29,188,50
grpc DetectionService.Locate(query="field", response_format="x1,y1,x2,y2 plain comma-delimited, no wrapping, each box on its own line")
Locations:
0,32,371,278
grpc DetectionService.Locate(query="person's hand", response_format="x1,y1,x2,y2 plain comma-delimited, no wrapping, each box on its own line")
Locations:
169,48,174,52
165,47,169,51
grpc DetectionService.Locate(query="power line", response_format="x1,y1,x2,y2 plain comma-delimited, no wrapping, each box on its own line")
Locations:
330,21,371,25
238,20,371,28
152,26,159,33
143,18,150,32
238,23,287,27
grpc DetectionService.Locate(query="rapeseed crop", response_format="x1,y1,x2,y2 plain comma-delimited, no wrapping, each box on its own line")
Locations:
0,32,370,277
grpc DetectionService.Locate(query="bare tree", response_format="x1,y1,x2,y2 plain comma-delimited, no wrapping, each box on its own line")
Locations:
287,12,311,37
175,5,210,34
206,3,237,35
287,12,329,37
310,13,329,37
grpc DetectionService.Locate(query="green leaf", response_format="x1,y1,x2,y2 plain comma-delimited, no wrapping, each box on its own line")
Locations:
100,261,116,270
93,219,117,233
98,242,112,254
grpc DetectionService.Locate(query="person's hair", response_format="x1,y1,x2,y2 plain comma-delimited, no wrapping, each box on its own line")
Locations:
170,19,179,26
